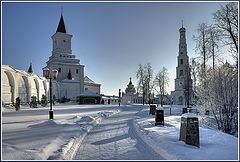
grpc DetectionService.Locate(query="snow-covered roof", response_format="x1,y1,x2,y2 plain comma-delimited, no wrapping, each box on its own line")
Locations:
102,96,119,100
2,64,44,79
156,106,164,110
84,76,95,83
84,76,101,85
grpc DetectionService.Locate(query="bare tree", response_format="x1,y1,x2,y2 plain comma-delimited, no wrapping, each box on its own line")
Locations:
136,64,145,104
144,62,154,104
184,64,192,107
193,23,210,77
205,62,238,134
154,67,169,107
193,23,211,113
213,2,238,66
136,63,154,105
207,25,220,71
190,58,199,104
192,2,238,136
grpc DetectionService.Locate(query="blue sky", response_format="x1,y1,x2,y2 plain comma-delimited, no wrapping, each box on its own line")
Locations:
2,1,228,96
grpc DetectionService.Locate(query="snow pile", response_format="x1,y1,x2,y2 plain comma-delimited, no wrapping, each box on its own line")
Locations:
2,109,120,160
134,108,238,160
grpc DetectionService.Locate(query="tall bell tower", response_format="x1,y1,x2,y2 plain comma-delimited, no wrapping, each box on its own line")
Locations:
171,22,193,106
43,11,84,100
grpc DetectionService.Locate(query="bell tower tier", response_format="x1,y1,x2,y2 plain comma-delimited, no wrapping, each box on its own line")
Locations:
52,32,72,54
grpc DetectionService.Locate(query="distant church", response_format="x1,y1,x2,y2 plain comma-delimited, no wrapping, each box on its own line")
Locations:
2,12,101,105
171,24,193,106
121,77,139,104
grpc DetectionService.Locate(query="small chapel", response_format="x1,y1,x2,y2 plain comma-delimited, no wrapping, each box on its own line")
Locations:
171,24,193,106
121,77,138,104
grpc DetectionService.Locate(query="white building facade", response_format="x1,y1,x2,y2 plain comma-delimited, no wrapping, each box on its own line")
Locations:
2,64,52,105
2,13,101,105
171,25,193,106
84,76,101,95
43,13,85,101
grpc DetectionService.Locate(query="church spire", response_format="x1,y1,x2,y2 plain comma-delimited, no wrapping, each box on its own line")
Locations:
28,62,33,73
56,9,67,33
129,77,132,85
179,20,186,32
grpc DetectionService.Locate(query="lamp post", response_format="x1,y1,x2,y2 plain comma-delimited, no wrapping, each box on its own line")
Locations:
143,91,145,105
152,93,154,104
118,89,121,106
43,68,58,120
148,93,151,105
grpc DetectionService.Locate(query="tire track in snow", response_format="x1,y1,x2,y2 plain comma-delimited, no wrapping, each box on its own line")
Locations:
127,119,165,160
73,106,164,160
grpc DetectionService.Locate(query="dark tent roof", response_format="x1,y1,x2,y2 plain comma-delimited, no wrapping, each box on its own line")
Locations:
28,63,33,73
129,77,132,85
67,69,72,80
56,15,67,33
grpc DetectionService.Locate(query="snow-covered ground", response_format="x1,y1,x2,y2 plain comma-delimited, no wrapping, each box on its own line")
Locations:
1,103,238,160
2,103,121,160
134,106,238,160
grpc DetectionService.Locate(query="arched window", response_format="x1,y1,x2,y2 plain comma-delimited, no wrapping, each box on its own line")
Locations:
180,59,183,64
179,96,183,105
180,70,183,76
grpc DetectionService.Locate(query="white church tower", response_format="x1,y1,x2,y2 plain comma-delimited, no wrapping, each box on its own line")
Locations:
43,12,84,101
171,23,193,106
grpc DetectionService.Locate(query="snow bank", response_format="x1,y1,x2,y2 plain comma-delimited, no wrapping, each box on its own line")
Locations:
134,108,238,160
2,109,120,160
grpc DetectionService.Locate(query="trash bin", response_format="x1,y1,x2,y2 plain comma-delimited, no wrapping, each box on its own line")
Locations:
182,107,188,114
155,109,164,126
205,110,209,115
189,108,197,114
149,105,156,115
179,113,199,147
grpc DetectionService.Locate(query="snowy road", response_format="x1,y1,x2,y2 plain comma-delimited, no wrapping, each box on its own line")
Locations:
2,104,122,160
74,105,164,160
2,104,238,160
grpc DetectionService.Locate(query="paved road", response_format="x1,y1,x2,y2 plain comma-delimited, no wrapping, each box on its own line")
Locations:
74,105,164,160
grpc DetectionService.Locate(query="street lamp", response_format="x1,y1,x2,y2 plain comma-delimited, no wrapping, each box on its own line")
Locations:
43,68,58,120
143,91,145,105
118,89,121,106
148,93,151,105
